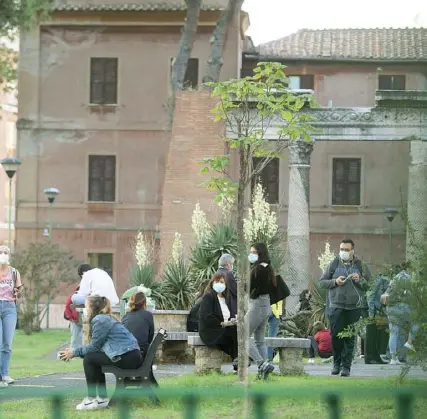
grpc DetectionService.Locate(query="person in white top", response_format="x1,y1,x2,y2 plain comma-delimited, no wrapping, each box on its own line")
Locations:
71,264,119,306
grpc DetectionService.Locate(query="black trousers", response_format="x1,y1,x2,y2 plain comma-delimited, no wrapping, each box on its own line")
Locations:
365,322,389,362
329,308,361,369
83,349,142,398
216,326,238,360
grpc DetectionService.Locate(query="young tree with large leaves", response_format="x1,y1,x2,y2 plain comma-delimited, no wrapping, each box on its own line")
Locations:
201,62,316,382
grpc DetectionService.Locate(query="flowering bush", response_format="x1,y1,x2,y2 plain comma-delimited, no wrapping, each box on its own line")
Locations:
318,241,335,272
243,183,278,246
191,203,210,243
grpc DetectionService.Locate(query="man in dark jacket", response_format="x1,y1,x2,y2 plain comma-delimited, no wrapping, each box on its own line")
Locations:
319,239,371,377
216,254,237,315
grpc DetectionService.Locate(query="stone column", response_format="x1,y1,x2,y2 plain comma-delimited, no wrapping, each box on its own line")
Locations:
286,140,314,313
406,139,427,260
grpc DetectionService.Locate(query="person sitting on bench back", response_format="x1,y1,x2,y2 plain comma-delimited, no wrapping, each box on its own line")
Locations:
122,292,154,354
60,296,142,411
72,264,119,306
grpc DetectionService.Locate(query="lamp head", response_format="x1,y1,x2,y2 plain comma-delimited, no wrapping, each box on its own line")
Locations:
44,187,60,204
384,207,398,223
1,157,21,179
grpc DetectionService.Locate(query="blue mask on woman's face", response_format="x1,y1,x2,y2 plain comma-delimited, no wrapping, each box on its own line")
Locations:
248,253,258,264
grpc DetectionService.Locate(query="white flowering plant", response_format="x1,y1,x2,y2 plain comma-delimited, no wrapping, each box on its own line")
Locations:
318,241,336,272
243,183,286,272
128,232,165,309
161,231,195,309
189,200,238,285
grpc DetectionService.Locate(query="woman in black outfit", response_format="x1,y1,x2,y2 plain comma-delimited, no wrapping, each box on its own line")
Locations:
247,242,275,379
198,273,238,368
121,292,157,385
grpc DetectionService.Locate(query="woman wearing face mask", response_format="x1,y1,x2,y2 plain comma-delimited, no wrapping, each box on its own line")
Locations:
247,242,275,380
198,273,238,368
0,245,22,387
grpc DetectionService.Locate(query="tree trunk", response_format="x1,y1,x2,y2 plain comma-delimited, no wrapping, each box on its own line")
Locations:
202,0,243,84
236,144,249,383
286,140,314,313
169,0,202,123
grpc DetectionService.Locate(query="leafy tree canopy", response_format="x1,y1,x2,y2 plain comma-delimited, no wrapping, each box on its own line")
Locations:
0,0,53,89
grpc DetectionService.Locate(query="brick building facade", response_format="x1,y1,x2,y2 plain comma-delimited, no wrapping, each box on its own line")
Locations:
15,4,427,299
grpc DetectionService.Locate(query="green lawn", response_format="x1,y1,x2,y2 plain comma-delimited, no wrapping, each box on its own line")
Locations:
10,329,82,378
4,330,427,418
2,374,427,418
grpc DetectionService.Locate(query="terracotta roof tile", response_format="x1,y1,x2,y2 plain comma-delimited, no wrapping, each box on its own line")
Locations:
54,1,227,12
258,28,427,61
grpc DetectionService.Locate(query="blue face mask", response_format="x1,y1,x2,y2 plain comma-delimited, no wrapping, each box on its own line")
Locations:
248,253,258,264
213,283,226,294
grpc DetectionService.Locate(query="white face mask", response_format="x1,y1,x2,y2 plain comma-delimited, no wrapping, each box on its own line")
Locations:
339,251,351,261
248,253,258,264
212,283,226,294
0,254,10,265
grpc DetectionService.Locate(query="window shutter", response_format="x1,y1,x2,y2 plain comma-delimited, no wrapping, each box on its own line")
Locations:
300,75,314,90
378,75,392,90
184,58,199,89
392,75,406,90
103,156,116,202
332,158,361,205
252,158,280,204
88,155,116,202
241,68,254,78
90,58,118,104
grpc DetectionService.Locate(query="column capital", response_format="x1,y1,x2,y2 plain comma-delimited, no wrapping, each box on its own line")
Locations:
288,140,314,166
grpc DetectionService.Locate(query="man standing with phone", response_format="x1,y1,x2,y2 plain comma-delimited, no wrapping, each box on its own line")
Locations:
320,239,371,377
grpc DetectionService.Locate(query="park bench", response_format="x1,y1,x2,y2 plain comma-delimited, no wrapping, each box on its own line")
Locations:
188,335,310,375
102,328,167,406
157,331,198,363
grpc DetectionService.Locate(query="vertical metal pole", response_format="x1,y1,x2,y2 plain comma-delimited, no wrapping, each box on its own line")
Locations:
388,220,393,263
8,178,12,250
325,394,341,419
397,393,413,419
46,202,53,329
184,395,198,419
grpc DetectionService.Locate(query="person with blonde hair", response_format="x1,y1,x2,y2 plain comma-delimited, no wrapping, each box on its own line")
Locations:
0,245,23,387
60,296,141,411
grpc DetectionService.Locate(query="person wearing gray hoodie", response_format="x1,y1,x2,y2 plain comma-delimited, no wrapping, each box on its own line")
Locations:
320,239,371,377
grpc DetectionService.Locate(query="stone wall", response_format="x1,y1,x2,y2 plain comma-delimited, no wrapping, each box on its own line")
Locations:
159,91,226,261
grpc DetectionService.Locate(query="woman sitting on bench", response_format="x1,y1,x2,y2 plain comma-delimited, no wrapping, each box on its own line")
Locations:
199,272,238,369
122,292,158,386
60,296,142,411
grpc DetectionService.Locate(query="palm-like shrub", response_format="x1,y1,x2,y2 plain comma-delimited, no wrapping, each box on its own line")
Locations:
190,222,237,285
161,260,195,309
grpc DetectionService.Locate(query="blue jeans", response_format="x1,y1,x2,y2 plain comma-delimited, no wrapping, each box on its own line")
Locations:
246,295,271,364
267,314,280,360
71,294,86,305
0,301,17,376
70,322,83,351
387,303,418,356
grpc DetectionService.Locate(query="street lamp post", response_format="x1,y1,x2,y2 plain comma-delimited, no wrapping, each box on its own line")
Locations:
0,157,21,250
44,188,60,241
384,207,398,263
43,187,59,329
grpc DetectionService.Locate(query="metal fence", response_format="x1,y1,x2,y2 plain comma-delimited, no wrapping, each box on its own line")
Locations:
1,385,424,419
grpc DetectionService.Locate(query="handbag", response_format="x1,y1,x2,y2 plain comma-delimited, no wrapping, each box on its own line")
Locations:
269,275,291,305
